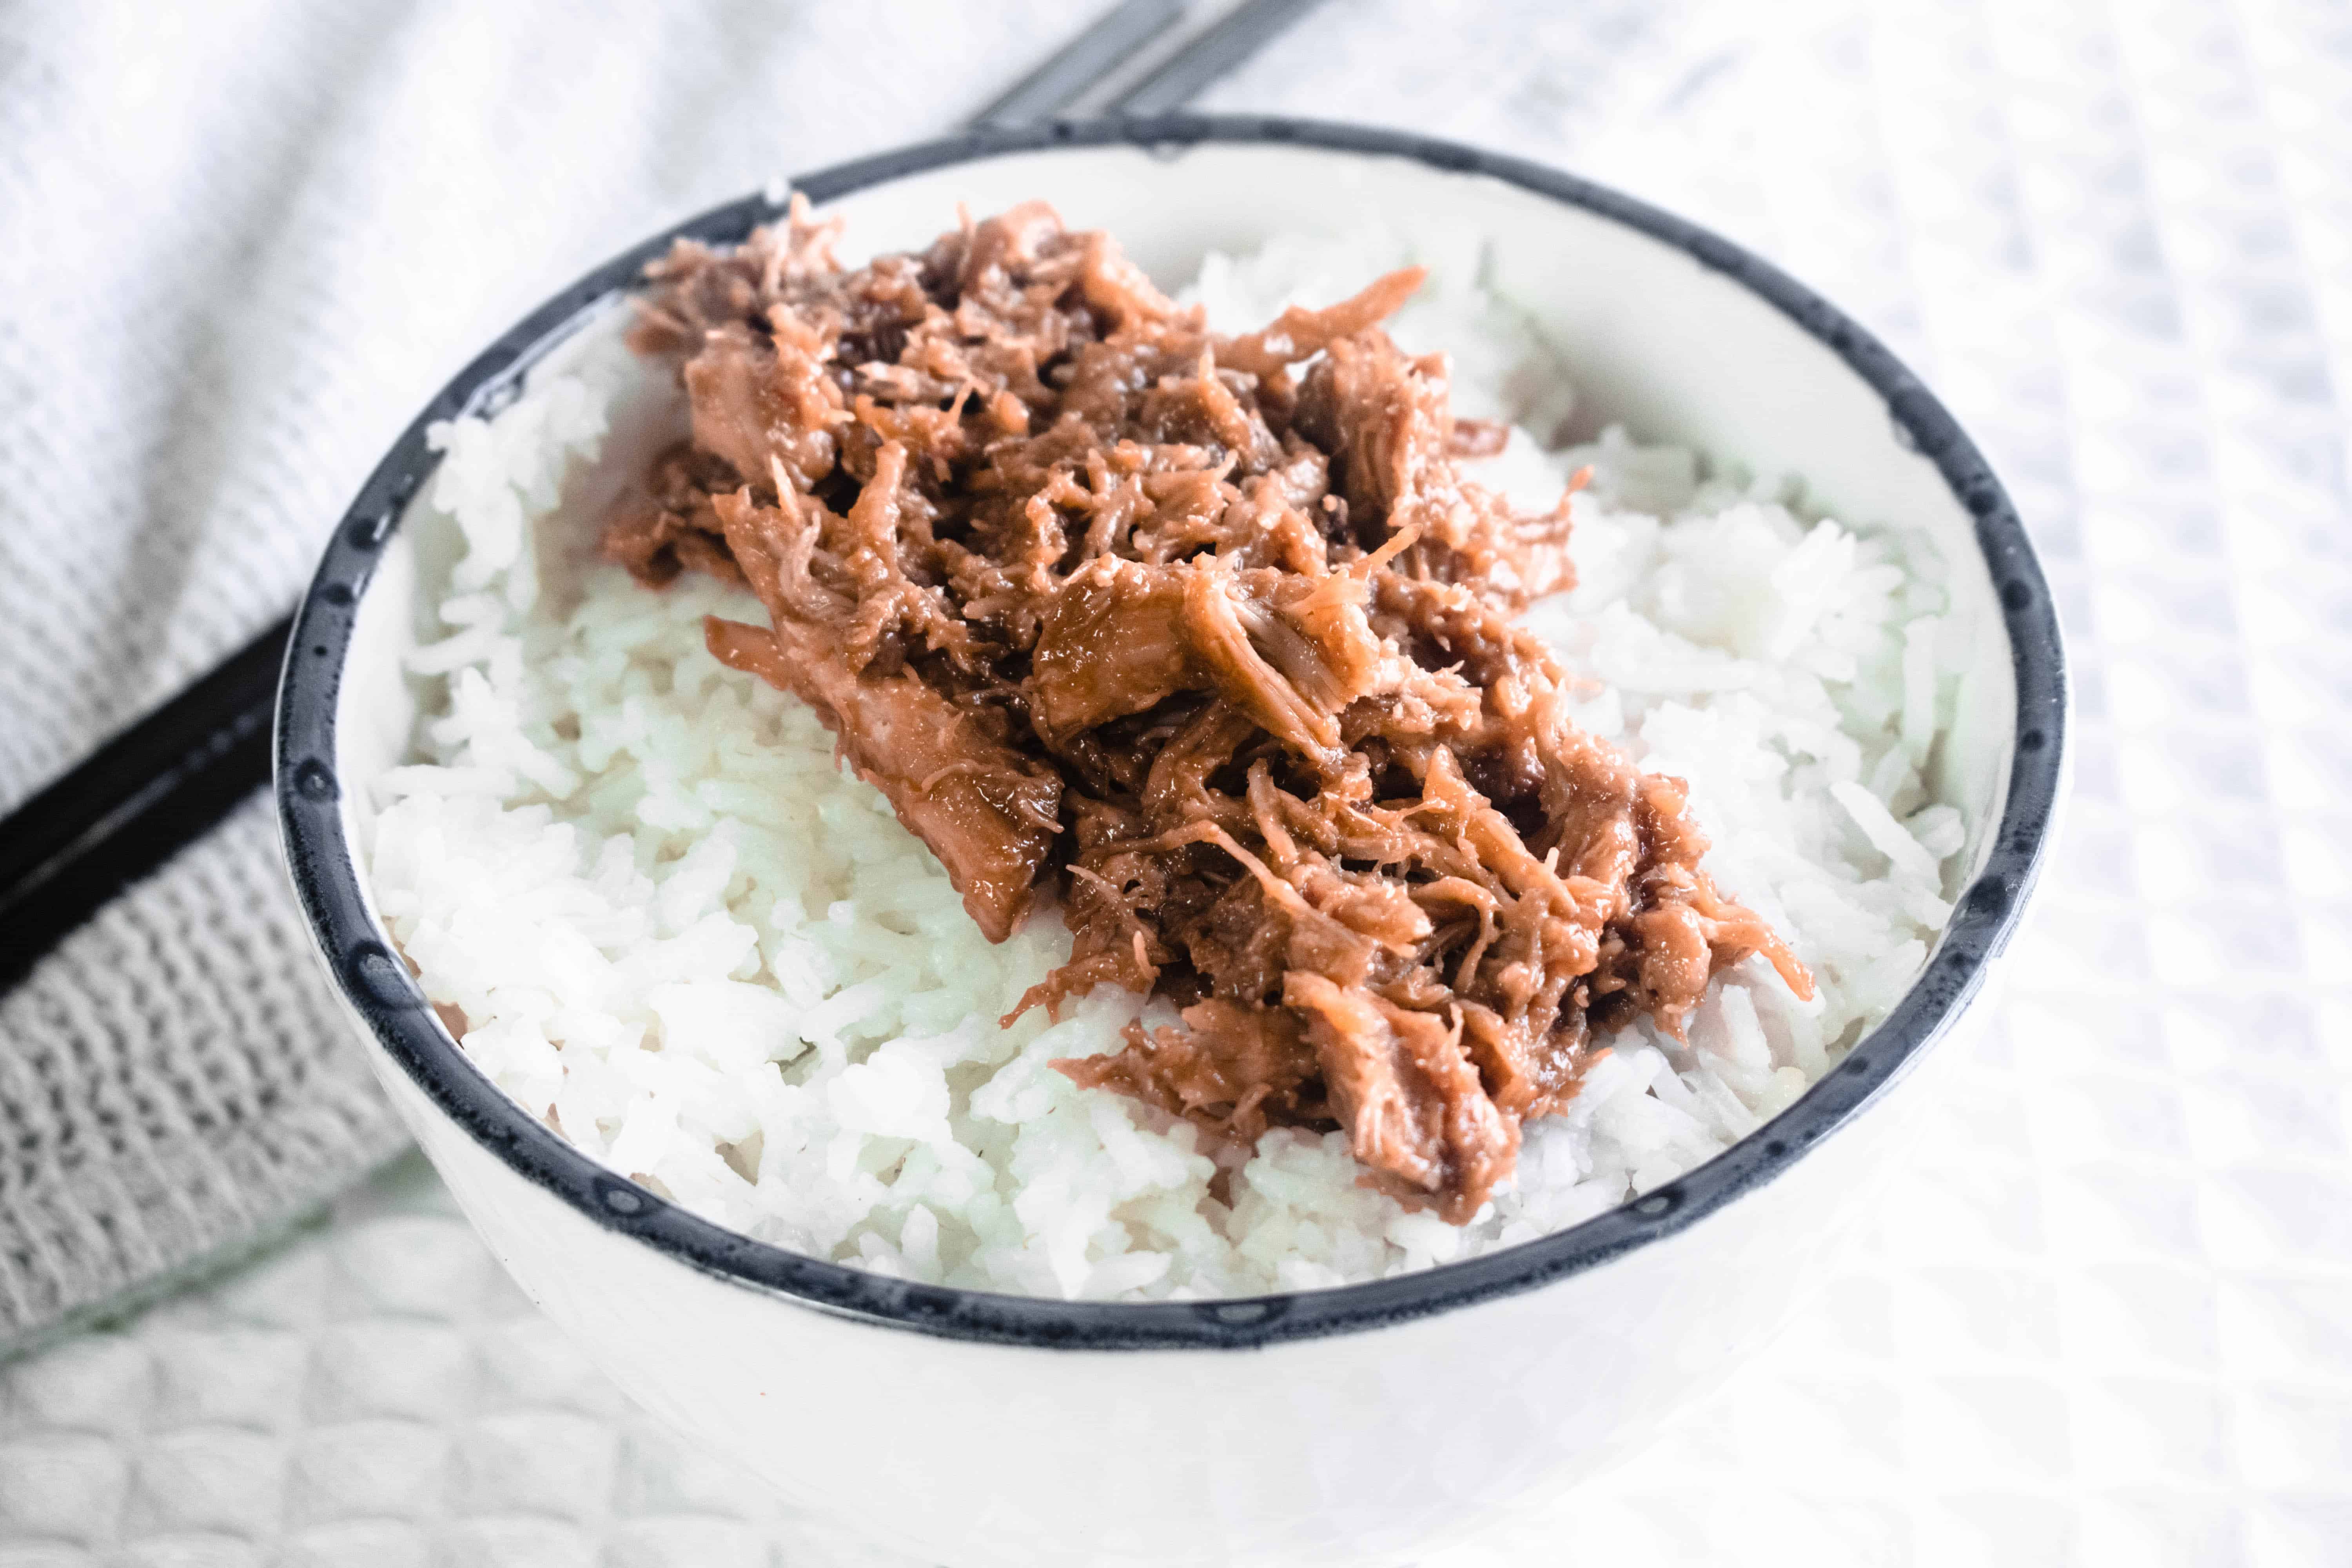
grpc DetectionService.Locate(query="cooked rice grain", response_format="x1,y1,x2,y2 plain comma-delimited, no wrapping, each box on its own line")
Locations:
369,229,1965,1300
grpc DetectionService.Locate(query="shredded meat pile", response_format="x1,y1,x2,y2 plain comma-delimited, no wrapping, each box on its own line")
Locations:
605,198,1812,1221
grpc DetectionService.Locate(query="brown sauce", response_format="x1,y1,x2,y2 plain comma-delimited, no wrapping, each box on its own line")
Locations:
604,199,1812,1222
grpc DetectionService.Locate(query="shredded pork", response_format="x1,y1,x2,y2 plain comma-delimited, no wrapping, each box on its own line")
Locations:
604,199,1812,1221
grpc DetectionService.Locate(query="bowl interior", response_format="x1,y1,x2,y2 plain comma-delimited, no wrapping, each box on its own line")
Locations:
345,137,2016,885
298,122,2061,1347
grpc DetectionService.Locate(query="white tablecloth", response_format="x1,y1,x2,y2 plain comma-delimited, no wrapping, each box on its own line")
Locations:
4,0,2350,1561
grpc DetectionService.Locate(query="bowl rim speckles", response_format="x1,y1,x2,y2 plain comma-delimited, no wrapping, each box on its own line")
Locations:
275,114,2068,1351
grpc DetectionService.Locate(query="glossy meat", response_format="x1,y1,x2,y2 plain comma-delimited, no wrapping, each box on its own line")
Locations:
606,198,1813,1221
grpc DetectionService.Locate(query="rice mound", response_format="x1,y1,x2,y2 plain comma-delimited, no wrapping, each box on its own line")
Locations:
367,229,1968,1300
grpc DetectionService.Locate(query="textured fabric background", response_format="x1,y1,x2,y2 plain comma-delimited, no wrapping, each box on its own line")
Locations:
3,0,2349,1561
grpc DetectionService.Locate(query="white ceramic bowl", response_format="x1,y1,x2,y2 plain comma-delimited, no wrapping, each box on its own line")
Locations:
277,118,2067,1568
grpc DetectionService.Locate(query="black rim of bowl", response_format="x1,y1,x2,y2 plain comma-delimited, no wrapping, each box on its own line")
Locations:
277,114,2068,1351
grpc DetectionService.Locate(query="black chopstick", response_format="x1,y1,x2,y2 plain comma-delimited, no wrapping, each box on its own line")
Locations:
0,613,289,989
0,0,1324,996
973,0,1185,127
1105,0,1326,116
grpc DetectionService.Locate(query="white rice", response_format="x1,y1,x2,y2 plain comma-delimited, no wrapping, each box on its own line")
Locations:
367,228,1969,1300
